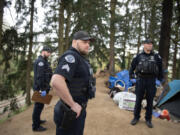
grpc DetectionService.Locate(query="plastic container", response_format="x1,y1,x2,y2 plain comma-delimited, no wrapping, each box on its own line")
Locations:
160,109,170,121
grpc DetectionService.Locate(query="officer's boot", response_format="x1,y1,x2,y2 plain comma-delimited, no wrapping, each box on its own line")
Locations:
130,118,139,125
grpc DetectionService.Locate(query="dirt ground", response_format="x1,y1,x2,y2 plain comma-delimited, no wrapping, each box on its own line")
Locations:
0,76,180,135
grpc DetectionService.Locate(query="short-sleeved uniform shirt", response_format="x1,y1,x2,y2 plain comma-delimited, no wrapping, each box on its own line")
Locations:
54,47,92,102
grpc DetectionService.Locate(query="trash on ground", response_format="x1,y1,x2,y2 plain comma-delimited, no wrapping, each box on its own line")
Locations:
113,92,136,111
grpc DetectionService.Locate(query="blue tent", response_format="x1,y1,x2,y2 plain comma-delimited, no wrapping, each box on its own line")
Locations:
157,80,180,118
158,80,180,106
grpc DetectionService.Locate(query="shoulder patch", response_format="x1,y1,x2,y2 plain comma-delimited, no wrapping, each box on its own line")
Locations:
38,61,44,66
62,64,70,72
65,55,75,63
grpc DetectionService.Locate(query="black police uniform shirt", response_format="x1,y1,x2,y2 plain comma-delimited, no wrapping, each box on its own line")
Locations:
129,51,163,81
54,47,92,102
33,55,52,91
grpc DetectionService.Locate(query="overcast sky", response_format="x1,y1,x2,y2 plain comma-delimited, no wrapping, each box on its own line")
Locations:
4,0,45,32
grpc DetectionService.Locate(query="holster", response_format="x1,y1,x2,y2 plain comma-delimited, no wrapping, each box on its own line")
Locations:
60,102,77,129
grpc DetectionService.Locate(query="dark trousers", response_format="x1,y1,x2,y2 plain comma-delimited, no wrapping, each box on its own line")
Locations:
32,102,44,129
54,100,86,135
134,77,156,121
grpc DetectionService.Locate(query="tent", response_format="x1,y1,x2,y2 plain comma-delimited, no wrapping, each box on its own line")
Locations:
157,80,180,118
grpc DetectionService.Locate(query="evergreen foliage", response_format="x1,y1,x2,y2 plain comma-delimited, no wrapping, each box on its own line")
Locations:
0,0,179,102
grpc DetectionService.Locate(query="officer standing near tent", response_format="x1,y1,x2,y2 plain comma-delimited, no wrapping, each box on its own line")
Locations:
51,30,96,135
32,46,52,132
129,39,163,128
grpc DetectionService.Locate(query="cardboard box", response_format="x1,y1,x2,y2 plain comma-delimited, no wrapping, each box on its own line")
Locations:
122,98,136,111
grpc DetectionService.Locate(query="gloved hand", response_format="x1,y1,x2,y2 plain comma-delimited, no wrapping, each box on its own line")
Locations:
41,91,47,97
156,80,161,86
130,79,136,84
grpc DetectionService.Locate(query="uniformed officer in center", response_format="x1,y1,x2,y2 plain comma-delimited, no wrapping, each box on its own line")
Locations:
129,39,163,128
32,46,52,132
51,30,96,135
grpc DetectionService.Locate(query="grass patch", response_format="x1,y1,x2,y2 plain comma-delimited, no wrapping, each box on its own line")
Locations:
0,104,29,124
0,116,7,123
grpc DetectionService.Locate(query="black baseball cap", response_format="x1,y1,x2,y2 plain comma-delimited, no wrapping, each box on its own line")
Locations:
142,39,153,44
42,46,52,53
73,31,95,42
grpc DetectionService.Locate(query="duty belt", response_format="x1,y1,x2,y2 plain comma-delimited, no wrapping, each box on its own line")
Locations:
60,100,87,109
138,74,156,78
70,87,88,97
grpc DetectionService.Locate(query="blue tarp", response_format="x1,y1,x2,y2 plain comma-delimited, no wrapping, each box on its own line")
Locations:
109,76,118,88
108,70,132,91
158,80,180,106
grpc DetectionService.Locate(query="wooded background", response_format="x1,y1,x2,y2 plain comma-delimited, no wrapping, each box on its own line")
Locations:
0,0,179,106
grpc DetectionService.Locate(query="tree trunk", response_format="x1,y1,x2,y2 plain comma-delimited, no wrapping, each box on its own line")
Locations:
127,51,132,69
121,0,130,69
64,3,72,51
137,2,143,54
0,0,5,48
172,41,178,79
172,19,179,79
177,59,180,79
144,11,148,39
25,0,35,106
158,0,173,84
58,0,65,55
109,0,117,75
121,40,126,69
149,0,156,44
176,0,180,25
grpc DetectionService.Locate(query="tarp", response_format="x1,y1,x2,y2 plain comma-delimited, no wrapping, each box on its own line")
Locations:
109,76,118,89
108,70,132,91
116,70,132,91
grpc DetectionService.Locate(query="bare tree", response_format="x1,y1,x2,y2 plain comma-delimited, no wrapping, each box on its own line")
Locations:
172,0,180,79
109,0,117,75
26,0,36,105
58,0,65,55
0,0,5,47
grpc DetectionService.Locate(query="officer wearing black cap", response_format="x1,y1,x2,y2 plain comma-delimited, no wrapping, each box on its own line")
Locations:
51,30,96,135
32,46,52,132
129,39,163,128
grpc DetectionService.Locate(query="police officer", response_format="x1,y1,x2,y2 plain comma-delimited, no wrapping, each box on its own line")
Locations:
32,46,52,132
51,30,96,135
129,39,163,128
